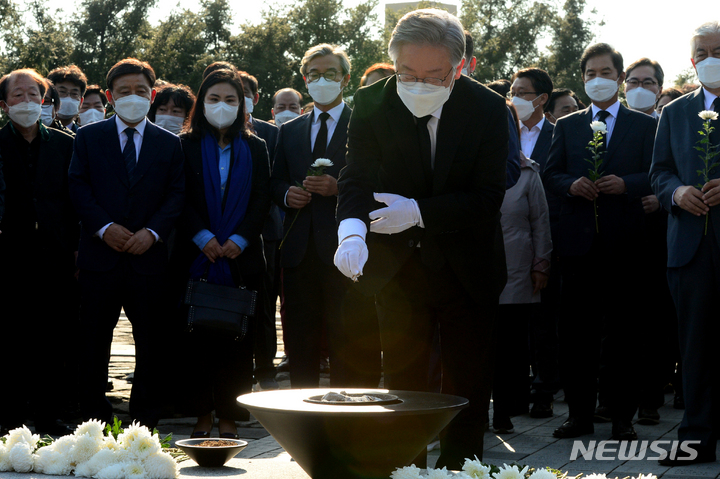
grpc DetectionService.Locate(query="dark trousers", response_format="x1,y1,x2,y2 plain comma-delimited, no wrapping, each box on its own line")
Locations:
530,251,561,404
668,228,720,453
375,250,496,469
254,239,280,380
558,241,641,424
493,304,533,417
78,259,167,427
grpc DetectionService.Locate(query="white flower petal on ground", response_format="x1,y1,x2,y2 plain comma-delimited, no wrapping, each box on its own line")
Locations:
390,464,423,479
71,433,102,465
529,468,558,479
590,121,607,132
699,110,719,121
126,461,149,478
9,442,36,472
74,419,107,442
462,457,491,479
96,461,132,479
129,435,161,461
0,443,12,472
5,425,40,449
74,448,119,478
310,158,334,168
426,466,454,478
142,451,179,479
494,463,529,479
38,448,74,477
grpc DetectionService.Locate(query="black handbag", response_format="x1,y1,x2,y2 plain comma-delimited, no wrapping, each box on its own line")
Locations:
184,272,257,341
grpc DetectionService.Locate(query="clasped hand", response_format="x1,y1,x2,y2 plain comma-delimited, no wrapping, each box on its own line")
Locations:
569,175,626,200
369,192,423,234
202,237,242,263
103,224,155,255
673,179,720,216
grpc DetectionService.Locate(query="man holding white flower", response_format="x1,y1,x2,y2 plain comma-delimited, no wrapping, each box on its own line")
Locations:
649,20,720,466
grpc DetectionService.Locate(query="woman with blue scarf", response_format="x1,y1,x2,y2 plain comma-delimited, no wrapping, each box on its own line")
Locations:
174,69,271,439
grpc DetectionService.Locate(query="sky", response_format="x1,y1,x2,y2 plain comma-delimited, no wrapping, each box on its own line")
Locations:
146,0,703,86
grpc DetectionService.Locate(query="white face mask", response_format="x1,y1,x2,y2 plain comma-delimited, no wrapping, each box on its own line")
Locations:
8,101,42,128
307,78,343,105
41,104,55,126
58,97,80,118
112,94,150,124
511,95,539,122
78,108,105,125
584,76,619,103
695,57,720,89
204,101,238,130
626,87,658,111
244,96,254,115
396,77,453,118
154,114,185,134
461,67,468,76
274,110,299,126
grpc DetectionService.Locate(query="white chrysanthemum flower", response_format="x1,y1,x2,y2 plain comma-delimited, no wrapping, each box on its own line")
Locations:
590,121,607,132
96,461,131,479
74,419,107,441
699,110,719,121
529,468,558,479
9,442,36,472
390,464,423,479
102,434,121,451
494,463,529,479
311,158,334,168
5,425,40,449
462,457,492,479
128,435,161,461
453,473,475,479
0,443,12,472
50,435,78,456
118,422,152,449
426,466,453,478
74,448,119,478
143,451,179,479
35,448,73,476
126,461,149,478
72,433,102,465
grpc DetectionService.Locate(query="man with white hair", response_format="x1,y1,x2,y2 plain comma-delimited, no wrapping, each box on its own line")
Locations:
335,8,509,468
650,20,720,466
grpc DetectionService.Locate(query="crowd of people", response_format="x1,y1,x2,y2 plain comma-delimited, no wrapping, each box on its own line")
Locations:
0,7,718,470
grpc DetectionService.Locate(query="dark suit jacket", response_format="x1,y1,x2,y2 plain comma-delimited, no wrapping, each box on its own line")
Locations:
650,88,720,268
336,75,509,303
173,134,271,278
528,119,561,236
68,117,185,274
270,104,352,268
252,117,283,243
542,104,655,257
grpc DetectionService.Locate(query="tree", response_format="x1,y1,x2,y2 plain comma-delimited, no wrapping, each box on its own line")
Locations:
201,0,232,54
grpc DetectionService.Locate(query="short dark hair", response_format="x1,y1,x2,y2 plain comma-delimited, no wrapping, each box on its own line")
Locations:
106,58,156,92
187,69,248,142
237,71,259,97
580,43,623,76
84,84,107,105
272,88,303,107
511,67,553,99
360,63,395,87
626,58,664,89
485,79,511,98
659,87,683,103
546,88,575,113
148,83,196,122
464,30,474,61
45,81,61,112
47,65,88,95
203,61,237,79
0,68,48,102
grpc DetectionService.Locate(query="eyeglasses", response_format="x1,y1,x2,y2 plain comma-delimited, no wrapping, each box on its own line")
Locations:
57,91,82,101
306,71,341,83
626,79,658,88
395,67,455,87
507,91,538,99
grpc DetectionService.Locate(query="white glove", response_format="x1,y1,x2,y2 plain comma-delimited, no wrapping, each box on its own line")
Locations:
369,192,424,234
334,236,368,282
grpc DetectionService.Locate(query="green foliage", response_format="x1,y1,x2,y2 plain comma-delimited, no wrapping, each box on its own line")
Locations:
104,416,124,440
674,67,697,88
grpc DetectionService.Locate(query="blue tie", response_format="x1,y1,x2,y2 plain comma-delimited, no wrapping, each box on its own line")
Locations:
123,128,137,182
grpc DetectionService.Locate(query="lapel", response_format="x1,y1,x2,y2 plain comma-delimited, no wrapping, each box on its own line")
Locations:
606,104,633,161
325,104,351,162
683,87,707,138
531,119,554,167
300,112,314,170
433,79,472,193
103,118,130,188
384,79,429,195
131,121,159,187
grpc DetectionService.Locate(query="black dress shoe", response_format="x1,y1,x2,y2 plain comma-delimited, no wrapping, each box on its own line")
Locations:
673,394,685,410
492,415,514,434
637,408,660,425
659,448,716,466
611,421,637,441
276,355,290,373
35,419,73,436
553,418,593,438
530,402,553,418
593,405,611,423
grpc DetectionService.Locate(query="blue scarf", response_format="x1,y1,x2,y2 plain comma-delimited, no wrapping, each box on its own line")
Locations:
190,133,253,286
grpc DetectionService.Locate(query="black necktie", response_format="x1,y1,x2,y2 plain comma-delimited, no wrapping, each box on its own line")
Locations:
312,112,330,160
416,115,433,189
597,110,610,150
123,128,137,182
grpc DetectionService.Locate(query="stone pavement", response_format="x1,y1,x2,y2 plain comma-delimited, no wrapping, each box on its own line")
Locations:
12,309,720,478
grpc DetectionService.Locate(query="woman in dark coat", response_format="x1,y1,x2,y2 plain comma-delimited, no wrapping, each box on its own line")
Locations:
173,69,271,438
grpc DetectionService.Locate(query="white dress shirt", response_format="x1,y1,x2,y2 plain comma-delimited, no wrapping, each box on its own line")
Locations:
591,100,620,145
520,116,545,158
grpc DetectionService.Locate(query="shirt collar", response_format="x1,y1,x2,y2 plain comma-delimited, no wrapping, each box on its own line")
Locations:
521,116,545,132
313,101,345,124
703,88,718,111
591,100,620,119
115,114,147,137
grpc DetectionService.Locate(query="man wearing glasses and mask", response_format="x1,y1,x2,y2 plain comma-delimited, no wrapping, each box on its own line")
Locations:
334,9,508,469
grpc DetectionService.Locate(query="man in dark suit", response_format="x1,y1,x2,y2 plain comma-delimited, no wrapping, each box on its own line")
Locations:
650,21,720,466
68,58,184,427
543,43,656,440
335,8,508,468
0,69,78,436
